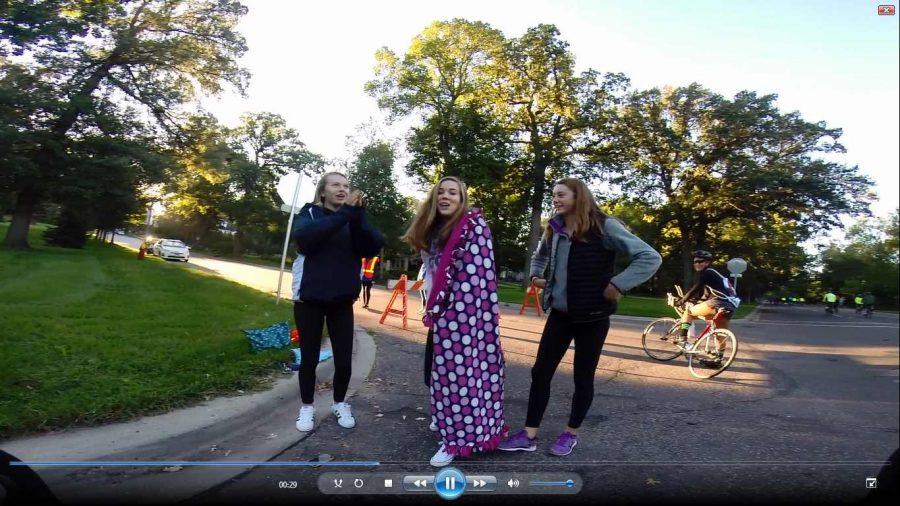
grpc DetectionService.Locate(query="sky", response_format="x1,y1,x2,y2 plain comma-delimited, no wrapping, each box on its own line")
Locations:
201,0,900,225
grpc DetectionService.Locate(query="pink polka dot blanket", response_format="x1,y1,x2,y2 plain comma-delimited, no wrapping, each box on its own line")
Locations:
423,208,508,456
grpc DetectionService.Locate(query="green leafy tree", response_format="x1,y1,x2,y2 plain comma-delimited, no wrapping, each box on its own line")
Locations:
491,24,628,275
366,18,506,178
161,113,323,256
406,103,523,268
2,0,249,248
366,19,526,268
604,84,875,286
162,114,234,245
224,112,323,255
0,0,120,55
366,21,624,274
819,210,899,308
346,140,412,260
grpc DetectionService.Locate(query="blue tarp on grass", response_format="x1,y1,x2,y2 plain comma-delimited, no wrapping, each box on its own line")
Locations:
244,322,334,369
244,321,291,352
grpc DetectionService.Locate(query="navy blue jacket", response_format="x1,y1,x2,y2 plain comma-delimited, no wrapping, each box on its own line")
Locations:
290,203,384,303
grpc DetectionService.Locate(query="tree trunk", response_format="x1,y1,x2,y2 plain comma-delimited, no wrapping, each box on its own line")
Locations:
5,61,116,250
680,238,693,289
523,160,548,287
680,222,709,288
438,125,453,177
232,229,245,257
3,188,40,249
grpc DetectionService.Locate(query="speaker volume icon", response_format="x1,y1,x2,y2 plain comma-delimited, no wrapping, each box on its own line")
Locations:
507,478,520,488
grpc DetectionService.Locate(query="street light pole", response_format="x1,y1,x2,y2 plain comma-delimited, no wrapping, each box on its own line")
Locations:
276,172,304,305
144,204,153,241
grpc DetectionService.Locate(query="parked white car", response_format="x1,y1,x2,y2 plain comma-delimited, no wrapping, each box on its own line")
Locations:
152,239,190,262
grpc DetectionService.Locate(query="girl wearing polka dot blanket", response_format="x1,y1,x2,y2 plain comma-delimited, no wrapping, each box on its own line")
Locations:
499,178,661,457
402,176,507,467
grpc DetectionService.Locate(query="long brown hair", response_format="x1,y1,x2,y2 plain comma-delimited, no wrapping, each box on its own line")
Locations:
402,176,469,251
314,171,348,206
544,177,608,242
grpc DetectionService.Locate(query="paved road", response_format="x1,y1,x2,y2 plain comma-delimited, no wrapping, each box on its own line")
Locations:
116,235,295,299
194,293,897,504
109,238,899,503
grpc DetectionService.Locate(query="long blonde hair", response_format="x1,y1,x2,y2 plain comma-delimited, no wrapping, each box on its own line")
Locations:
402,176,469,251
545,177,608,242
314,171,348,206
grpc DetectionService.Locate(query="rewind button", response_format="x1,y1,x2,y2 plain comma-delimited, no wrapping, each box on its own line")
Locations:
403,475,434,492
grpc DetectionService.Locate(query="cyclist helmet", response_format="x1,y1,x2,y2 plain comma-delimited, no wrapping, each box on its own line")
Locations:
692,250,713,261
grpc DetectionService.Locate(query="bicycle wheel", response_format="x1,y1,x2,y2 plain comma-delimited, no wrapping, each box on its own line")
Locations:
642,317,683,361
688,329,738,379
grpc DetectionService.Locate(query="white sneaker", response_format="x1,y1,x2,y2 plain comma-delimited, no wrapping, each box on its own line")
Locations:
332,402,356,429
430,444,454,467
295,405,315,432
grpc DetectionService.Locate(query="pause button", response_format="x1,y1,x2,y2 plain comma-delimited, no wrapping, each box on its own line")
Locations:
434,467,466,500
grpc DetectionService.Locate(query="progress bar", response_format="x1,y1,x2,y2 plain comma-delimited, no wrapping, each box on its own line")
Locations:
11,461,380,467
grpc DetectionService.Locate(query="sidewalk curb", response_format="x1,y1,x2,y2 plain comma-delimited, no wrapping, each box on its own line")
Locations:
741,304,763,322
0,326,377,504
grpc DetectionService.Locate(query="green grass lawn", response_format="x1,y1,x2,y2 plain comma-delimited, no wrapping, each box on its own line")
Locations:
498,281,756,319
0,223,294,439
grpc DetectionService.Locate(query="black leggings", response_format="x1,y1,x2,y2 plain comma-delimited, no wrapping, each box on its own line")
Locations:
525,310,610,430
424,329,434,387
293,300,354,405
360,281,373,306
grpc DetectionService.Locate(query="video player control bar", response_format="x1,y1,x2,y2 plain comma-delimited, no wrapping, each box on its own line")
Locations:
318,471,581,496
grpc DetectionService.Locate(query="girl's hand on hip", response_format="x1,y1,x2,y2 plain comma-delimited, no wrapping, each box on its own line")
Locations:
604,284,621,302
531,277,546,289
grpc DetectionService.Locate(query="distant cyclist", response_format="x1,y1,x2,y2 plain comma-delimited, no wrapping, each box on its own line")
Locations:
855,294,865,314
863,292,876,316
676,250,741,354
823,291,838,314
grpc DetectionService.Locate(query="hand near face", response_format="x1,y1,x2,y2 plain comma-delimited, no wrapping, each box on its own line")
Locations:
347,190,365,207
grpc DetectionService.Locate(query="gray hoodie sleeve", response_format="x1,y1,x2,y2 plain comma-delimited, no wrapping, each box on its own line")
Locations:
603,218,662,293
529,236,551,279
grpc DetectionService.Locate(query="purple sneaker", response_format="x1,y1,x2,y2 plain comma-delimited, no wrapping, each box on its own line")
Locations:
550,432,578,456
498,429,537,452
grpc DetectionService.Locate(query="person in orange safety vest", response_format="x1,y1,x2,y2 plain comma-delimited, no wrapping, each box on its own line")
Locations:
360,256,380,308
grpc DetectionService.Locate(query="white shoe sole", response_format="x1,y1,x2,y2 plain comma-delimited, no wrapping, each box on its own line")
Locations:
333,410,356,429
550,439,577,457
430,456,454,467
498,446,537,452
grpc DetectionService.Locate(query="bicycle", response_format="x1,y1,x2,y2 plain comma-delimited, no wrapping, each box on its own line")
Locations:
641,286,739,379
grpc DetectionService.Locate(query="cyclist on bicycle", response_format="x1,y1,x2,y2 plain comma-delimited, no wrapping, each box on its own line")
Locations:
863,292,876,315
823,291,838,313
675,250,741,355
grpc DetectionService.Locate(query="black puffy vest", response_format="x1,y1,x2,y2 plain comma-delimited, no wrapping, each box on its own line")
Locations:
566,229,617,322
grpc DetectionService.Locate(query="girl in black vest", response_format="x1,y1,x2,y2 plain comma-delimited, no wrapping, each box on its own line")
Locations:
499,178,661,456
